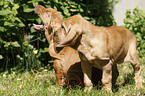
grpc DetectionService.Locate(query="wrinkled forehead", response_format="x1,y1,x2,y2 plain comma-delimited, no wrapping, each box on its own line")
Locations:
35,5,56,14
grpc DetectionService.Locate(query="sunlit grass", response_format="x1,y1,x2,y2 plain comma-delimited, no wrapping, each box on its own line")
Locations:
0,58,145,96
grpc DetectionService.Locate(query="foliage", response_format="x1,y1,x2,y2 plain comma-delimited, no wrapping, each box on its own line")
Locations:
49,0,116,26
0,0,116,71
0,0,50,71
124,7,145,58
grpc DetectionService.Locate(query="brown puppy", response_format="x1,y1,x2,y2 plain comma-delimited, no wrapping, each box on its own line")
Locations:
34,5,102,87
55,15,143,92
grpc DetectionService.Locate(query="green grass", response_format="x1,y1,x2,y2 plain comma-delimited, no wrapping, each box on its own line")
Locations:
0,58,145,96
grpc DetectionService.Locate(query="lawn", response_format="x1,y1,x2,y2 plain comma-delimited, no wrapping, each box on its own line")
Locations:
0,58,145,96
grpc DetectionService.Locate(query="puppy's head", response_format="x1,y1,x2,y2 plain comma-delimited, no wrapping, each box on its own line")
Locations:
35,5,63,26
35,5,51,26
35,5,46,15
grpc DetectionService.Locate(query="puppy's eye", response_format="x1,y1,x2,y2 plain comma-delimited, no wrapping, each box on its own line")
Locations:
53,32,59,44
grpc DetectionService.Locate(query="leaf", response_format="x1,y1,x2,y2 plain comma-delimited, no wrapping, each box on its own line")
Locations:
18,22,25,27
0,10,9,15
13,4,19,9
4,4,9,8
45,5,51,8
84,17,90,20
70,9,77,12
79,8,84,12
58,1,63,5
23,5,34,13
30,26,36,33
4,42,11,48
36,18,42,24
40,48,48,53
63,2,68,6
39,38,46,42
0,55,3,59
0,26,5,32
24,8,34,13
54,0,58,3
12,9,18,15
15,17,22,22
0,1,4,6
23,41,29,46
61,6,70,16
16,55,23,61
11,41,21,47
70,5,77,8
54,6,57,10
4,21,12,26
26,35,34,40
9,1,14,5
32,1,38,7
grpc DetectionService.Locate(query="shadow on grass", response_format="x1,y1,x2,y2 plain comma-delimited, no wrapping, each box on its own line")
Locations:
122,73,135,86
112,73,135,93
51,72,136,93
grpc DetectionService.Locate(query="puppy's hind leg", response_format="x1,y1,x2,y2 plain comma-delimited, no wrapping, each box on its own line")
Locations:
129,44,143,89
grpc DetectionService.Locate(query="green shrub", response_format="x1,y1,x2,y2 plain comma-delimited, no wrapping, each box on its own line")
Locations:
0,0,49,71
124,7,145,58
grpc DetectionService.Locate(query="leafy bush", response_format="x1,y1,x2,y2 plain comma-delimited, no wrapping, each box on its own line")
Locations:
0,0,116,71
0,0,49,71
124,7,145,58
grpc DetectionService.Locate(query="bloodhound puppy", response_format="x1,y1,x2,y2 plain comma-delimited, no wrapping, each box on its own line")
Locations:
55,15,143,92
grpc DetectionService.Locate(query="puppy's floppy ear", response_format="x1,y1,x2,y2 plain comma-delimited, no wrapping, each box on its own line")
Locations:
57,24,82,47
58,28,77,45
